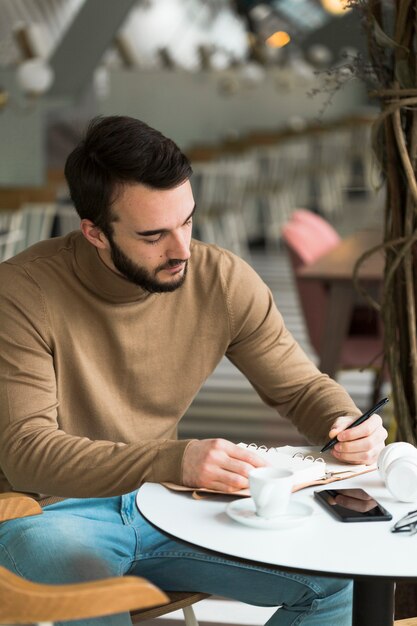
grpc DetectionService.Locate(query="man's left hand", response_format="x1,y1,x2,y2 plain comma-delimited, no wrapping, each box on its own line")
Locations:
327,413,388,465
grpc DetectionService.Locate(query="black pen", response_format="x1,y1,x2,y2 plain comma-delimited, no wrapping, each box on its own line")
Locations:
320,397,389,453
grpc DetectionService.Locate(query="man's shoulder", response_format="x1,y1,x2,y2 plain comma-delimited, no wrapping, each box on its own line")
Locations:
1,231,80,273
190,239,247,271
190,238,223,259
0,232,82,296
190,239,261,284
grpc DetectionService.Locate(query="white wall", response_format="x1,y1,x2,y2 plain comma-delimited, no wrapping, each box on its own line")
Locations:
0,66,369,186
100,68,369,149
0,70,46,186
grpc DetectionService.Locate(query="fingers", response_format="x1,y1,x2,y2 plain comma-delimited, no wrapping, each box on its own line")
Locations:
202,469,250,493
328,416,355,439
229,443,267,469
333,414,384,442
182,439,267,491
329,414,388,465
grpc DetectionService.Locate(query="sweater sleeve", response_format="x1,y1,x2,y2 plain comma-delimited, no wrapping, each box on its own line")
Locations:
0,263,190,499
220,251,362,444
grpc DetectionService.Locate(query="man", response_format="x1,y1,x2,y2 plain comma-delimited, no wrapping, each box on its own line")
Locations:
0,116,387,625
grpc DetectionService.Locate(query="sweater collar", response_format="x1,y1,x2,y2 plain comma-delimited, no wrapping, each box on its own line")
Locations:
73,232,155,303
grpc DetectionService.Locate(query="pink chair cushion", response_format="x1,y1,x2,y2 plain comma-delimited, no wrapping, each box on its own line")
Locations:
291,210,340,252
282,220,338,266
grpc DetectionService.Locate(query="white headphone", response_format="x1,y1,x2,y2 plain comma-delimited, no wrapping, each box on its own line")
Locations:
378,442,417,502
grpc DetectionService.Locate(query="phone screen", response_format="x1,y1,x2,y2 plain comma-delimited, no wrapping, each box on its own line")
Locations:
314,488,392,522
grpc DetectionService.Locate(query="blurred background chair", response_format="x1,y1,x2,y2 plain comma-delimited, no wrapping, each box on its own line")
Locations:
0,493,207,626
0,210,25,262
282,209,385,402
311,130,353,219
191,158,252,260
0,229,25,262
55,203,81,236
0,204,57,259
13,203,57,254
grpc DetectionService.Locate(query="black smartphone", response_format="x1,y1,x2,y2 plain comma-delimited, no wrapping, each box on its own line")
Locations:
314,488,392,522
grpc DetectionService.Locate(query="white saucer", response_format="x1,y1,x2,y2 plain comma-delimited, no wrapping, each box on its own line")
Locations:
226,498,313,530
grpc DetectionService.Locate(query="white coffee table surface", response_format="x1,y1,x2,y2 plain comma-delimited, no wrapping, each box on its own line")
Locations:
137,473,417,579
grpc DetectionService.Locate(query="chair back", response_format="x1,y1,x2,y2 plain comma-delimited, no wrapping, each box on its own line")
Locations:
283,210,340,266
292,209,340,242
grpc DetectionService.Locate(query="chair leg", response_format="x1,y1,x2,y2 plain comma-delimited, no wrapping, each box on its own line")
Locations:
182,604,199,626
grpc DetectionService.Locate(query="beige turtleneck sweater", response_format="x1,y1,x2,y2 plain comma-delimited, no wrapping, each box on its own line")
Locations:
0,232,360,504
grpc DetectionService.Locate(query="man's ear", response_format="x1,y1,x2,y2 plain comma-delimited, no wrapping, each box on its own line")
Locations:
80,219,109,250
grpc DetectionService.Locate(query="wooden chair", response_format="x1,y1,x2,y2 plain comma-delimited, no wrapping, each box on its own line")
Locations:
132,590,207,624
0,565,167,625
0,493,209,626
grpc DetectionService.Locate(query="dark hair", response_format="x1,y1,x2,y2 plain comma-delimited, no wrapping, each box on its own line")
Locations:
64,115,193,235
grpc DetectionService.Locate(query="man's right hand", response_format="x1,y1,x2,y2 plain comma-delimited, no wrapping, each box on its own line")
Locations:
181,439,267,493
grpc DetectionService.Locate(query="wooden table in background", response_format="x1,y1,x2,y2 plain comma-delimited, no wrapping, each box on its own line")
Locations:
297,229,384,378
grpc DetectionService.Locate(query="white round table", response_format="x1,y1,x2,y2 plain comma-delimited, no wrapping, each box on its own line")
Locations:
137,472,417,626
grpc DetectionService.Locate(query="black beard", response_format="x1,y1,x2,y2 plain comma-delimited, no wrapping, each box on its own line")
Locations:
106,234,188,293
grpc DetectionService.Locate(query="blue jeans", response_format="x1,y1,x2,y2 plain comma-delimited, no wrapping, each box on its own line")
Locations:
0,490,352,626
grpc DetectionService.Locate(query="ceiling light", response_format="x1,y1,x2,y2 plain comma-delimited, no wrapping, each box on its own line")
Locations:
123,0,247,71
320,0,352,16
240,61,266,85
249,3,273,22
13,23,50,60
266,31,291,48
247,3,293,47
16,58,54,95
307,44,332,66
210,49,231,71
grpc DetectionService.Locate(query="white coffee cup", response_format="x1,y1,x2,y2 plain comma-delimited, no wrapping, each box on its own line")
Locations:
249,467,294,519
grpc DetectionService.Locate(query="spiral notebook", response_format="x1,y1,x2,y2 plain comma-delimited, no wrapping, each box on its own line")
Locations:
162,444,376,497
237,443,327,486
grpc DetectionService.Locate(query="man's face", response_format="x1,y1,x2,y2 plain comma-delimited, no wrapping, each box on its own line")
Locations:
98,180,194,293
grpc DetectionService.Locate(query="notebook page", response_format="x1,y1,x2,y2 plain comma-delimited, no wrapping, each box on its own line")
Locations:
161,445,376,498
237,443,326,484
275,445,375,474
